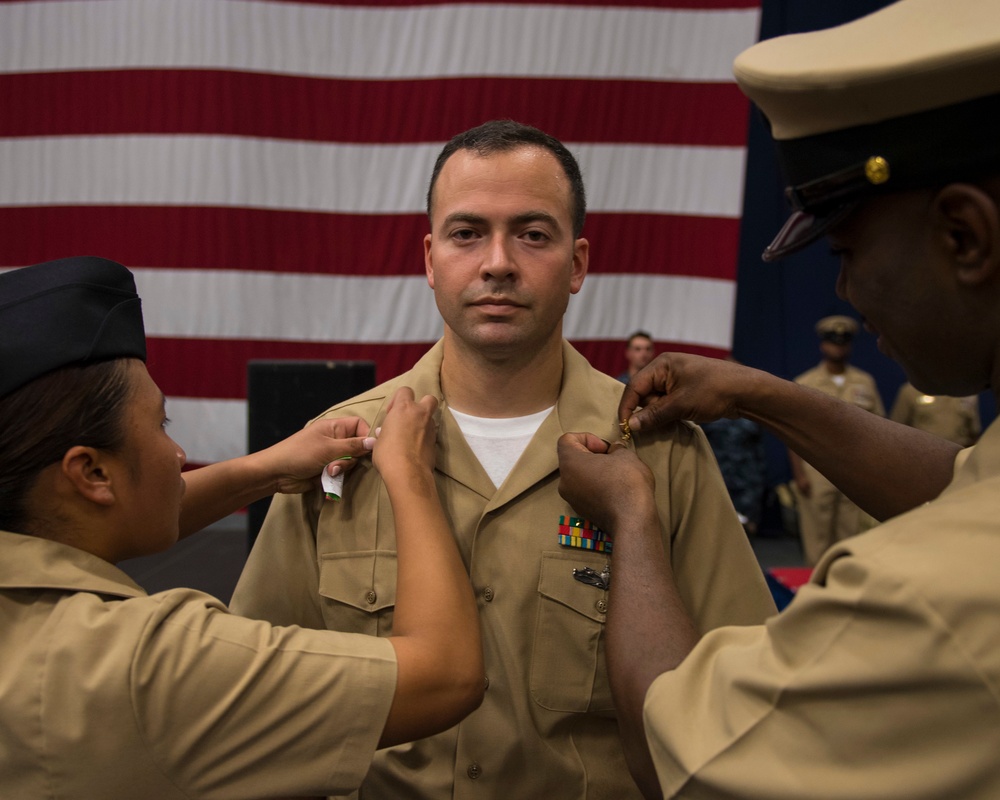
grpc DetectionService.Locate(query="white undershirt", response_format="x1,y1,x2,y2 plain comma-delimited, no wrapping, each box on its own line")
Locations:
450,406,554,488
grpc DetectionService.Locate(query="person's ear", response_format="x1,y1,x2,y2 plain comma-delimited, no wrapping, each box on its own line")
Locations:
569,237,589,294
934,183,1000,287
60,446,116,506
424,233,435,288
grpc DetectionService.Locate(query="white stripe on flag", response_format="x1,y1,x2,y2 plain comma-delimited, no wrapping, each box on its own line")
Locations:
167,397,248,464
0,1,760,82
567,274,735,349
133,269,733,349
135,270,445,343
0,137,748,218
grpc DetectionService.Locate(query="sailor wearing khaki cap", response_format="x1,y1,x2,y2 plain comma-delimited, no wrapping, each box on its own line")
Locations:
791,314,884,566
814,314,857,344
553,1,1000,797
733,0,1000,263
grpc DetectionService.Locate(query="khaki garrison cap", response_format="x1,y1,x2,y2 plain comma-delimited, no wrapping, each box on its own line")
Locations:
815,315,858,345
733,0,1000,261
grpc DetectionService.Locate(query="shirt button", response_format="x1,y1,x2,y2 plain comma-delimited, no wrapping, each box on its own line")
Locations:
366,590,377,605
483,586,494,602
467,762,482,780
596,598,608,614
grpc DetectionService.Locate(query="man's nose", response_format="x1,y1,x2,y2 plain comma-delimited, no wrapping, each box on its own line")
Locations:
481,235,517,282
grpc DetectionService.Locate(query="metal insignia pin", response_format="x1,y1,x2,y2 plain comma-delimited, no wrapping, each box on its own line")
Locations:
619,418,632,442
572,563,611,591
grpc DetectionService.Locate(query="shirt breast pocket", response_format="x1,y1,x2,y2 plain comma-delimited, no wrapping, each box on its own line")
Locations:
530,551,613,713
318,550,397,637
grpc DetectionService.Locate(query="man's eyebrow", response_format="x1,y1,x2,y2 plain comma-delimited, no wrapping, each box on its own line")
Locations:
440,210,562,229
510,211,560,229
441,212,487,228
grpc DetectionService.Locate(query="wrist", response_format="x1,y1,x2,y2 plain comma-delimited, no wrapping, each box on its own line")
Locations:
238,449,283,498
736,366,780,423
608,500,659,540
380,461,436,492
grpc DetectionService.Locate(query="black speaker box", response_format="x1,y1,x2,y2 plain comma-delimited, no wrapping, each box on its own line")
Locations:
246,360,376,548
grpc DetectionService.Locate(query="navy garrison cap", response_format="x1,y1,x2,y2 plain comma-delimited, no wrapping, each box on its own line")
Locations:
733,0,1000,261
0,257,146,399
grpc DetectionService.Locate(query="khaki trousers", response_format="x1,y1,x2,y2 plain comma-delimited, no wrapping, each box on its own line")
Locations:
793,462,872,566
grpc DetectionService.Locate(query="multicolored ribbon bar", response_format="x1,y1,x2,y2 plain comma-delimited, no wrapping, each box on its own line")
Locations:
557,515,613,553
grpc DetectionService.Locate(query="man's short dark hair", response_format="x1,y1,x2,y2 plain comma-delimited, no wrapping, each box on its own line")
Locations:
627,331,653,345
426,119,587,238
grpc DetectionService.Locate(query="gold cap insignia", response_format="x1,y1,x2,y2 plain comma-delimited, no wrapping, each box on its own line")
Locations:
865,156,890,185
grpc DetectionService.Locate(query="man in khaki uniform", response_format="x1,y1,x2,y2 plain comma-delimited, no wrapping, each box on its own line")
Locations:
891,381,981,447
231,120,776,799
555,1,1000,796
791,315,885,564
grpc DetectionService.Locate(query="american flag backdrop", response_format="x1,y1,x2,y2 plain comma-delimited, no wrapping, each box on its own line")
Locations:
1,0,761,465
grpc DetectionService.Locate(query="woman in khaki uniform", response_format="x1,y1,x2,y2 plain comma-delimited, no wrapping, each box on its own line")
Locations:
0,256,483,799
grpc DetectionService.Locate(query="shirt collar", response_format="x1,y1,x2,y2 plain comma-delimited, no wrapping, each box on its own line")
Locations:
0,529,146,599
941,415,1000,496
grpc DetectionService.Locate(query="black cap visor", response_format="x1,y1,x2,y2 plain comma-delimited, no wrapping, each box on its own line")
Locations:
763,202,856,262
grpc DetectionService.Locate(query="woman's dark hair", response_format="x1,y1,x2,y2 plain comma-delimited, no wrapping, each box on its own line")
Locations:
0,359,133,533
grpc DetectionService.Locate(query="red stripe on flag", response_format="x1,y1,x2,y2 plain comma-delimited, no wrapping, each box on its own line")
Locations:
147,339,430,399
575,339,729,381
0,71,751,147
0,207,740,280
147,336,728,399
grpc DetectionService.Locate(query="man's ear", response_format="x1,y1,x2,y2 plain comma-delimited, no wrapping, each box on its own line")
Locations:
569,237,589,295
934,184,1000,287
424,233,435,288
60,446,117,506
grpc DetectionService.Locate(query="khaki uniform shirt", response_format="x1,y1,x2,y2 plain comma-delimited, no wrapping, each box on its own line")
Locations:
0,530,397,799
794,362,885,416
232,340,776,800
890,382,981,447
644,417,1000,799
792,362,885,563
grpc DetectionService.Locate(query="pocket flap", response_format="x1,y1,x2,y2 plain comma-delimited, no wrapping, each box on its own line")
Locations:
319,550,397,613
537,551,608,622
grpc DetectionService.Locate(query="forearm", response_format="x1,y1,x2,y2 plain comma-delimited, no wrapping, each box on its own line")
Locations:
179,453,275,539
381,470,483,747
737,369,960,520
607,509,699,800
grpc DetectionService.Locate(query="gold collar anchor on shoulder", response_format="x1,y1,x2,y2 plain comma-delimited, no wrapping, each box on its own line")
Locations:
618,418,632,443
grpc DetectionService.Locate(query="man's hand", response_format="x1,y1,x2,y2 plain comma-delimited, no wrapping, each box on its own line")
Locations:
618,353,758,433
556,432,656,534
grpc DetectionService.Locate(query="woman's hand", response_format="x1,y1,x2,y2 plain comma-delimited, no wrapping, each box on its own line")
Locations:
371,388,439,484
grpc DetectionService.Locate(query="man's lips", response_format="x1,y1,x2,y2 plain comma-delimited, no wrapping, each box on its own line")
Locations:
470,298,522,313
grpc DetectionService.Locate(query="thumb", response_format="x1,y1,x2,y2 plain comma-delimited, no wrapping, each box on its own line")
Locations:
627,393,681,433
